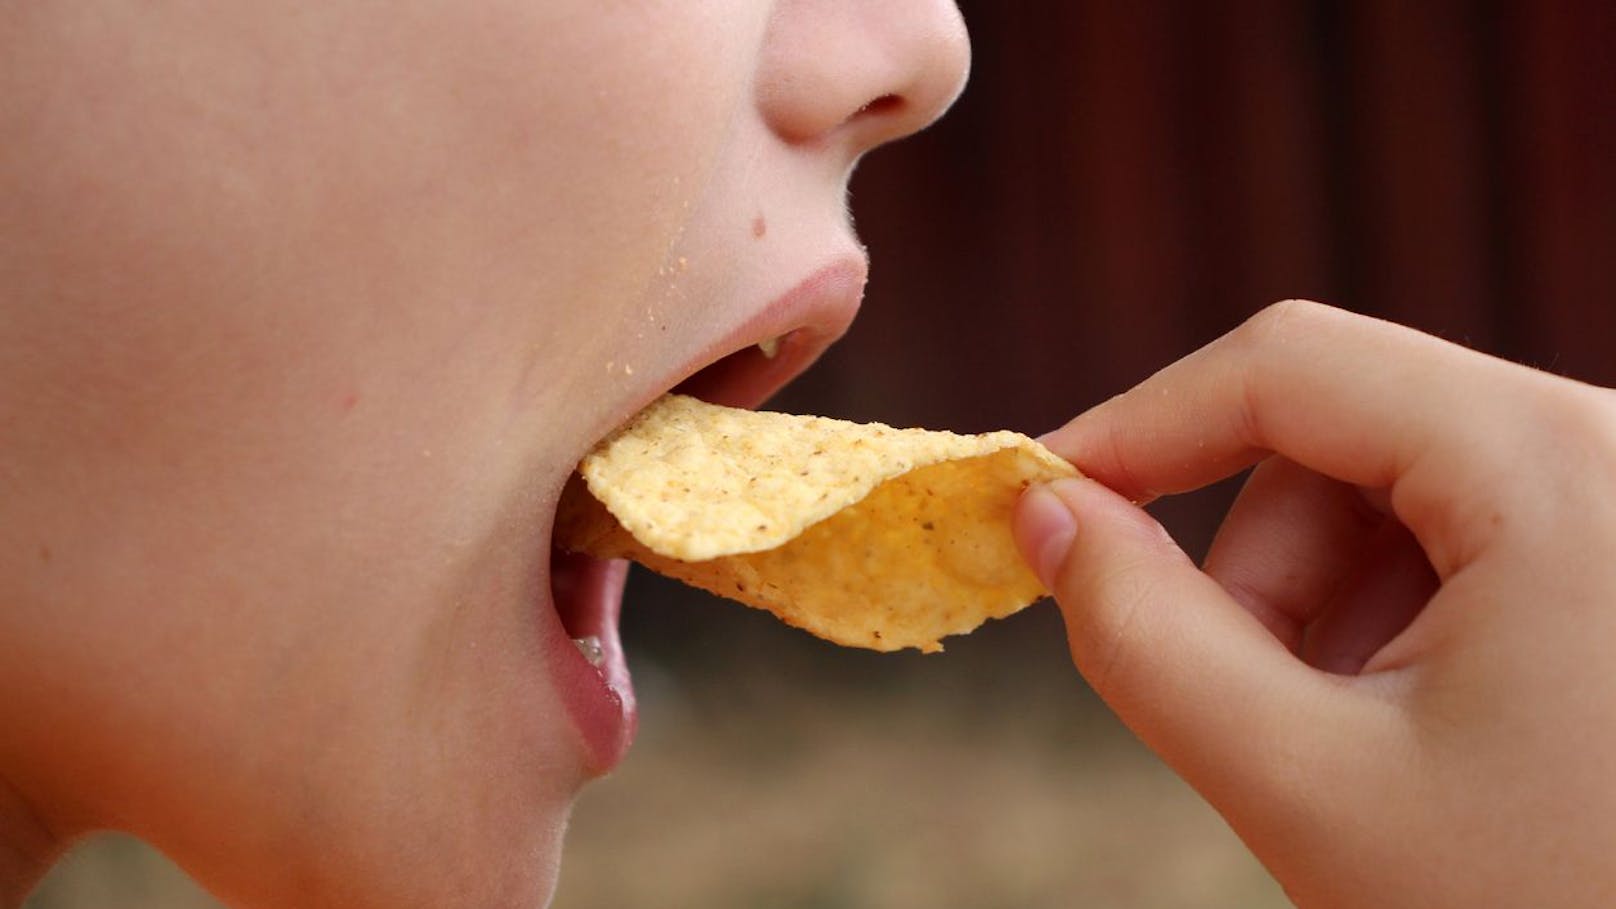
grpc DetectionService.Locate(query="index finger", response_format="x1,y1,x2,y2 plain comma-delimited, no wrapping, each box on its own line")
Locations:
1041,301,1559,573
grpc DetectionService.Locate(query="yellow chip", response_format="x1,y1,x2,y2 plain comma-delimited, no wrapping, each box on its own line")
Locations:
555,394,1077,652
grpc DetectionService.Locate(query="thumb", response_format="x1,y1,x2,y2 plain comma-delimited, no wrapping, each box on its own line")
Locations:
1014,478,1379,811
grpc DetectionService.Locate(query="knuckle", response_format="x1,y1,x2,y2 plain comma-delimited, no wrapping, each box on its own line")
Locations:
1221,300,1337,446
1239,299,1331,350
1477,378,1616,546
1527,381,1616,458
1595,385,1616,433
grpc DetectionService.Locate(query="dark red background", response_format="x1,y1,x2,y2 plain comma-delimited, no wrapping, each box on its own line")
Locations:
825,0,1615,423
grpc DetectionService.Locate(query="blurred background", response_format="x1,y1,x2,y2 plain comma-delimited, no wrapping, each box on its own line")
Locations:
28,1,1613,906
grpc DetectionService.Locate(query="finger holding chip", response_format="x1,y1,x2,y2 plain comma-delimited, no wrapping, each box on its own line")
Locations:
556,394,1077,652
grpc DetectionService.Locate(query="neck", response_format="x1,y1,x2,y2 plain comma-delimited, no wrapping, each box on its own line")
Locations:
0,777,57,906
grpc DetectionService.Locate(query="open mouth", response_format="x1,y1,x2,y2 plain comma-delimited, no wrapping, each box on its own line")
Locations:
545,258,867,773
667,320,841,409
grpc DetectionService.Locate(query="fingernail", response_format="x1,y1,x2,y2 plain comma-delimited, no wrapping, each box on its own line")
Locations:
1019,480,1080,587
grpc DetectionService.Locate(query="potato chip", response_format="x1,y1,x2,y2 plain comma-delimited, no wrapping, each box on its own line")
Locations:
555,394,1078,652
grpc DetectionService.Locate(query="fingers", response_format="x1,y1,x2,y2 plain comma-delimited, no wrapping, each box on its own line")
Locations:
1040,301,1540,576
1043,300,1516,495
1202,456,1383,651
1200,456,1438,674
1302,520,1438,675
1013,477,1386,808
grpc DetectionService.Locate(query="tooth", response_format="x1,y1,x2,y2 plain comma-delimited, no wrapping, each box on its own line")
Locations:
758,336,782,359
573,635,605,667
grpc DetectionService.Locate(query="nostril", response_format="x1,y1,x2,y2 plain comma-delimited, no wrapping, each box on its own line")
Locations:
855,94,905,119
755,0,969,149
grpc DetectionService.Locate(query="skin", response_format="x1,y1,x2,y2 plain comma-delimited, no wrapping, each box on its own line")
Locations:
0,1,968,906
1015,300,1616,907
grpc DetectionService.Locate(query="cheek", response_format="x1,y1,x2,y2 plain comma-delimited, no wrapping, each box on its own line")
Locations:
4,4,768,897
460,2,771,383
10,1,770,477
1,6,778,903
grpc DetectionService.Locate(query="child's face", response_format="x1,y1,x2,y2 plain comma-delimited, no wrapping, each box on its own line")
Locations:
1,1,966,904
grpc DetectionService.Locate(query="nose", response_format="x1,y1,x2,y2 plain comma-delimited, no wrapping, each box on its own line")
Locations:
756,0,970,156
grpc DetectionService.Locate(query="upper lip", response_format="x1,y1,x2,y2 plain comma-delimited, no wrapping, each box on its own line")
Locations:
673,255,868,408
591,254,869,444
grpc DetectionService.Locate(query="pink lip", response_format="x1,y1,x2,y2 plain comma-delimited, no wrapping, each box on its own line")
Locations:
544,553,634,775
672,256,869,409
543,253,868,776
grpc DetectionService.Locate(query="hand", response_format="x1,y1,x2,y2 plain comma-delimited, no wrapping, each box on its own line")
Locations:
1014,301,1616,908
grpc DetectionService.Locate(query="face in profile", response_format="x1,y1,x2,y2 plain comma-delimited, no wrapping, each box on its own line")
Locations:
0,1,968,905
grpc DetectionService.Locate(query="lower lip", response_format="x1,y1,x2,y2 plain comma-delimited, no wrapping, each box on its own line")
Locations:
543,556,636,774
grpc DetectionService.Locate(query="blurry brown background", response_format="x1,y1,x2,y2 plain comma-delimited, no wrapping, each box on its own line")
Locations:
28,2,1614,907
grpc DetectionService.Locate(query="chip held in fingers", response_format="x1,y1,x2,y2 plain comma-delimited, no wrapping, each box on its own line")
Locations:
555,394,1078,653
